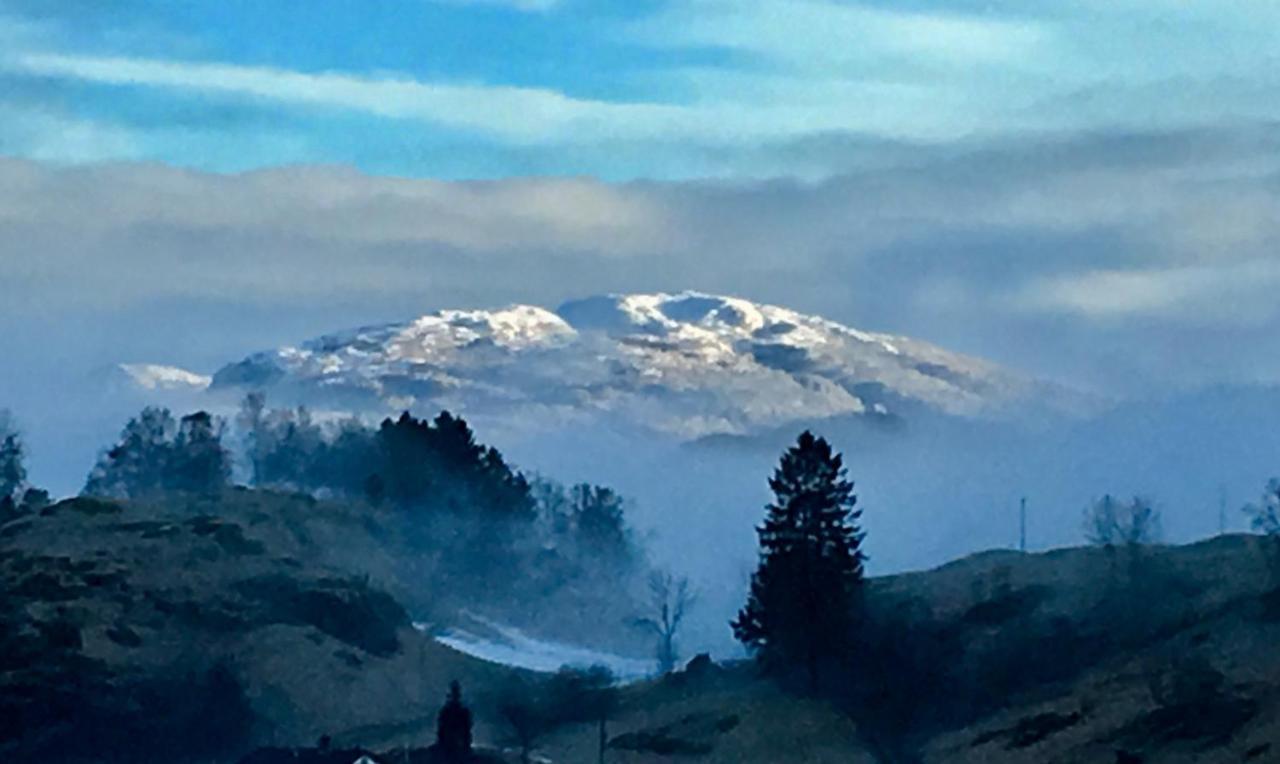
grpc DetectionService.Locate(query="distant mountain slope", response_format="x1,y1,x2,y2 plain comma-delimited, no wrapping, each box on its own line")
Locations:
207,292,1075,438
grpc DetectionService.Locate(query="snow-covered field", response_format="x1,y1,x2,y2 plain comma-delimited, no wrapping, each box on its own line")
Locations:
419,614,653,681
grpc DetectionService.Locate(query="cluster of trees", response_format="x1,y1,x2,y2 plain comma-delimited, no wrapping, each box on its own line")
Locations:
238,395,532,519
0,412,50,519
84,408,231,498
235,396,638,569
82,399,636,566
1079,485,1280,584
1078,480,1280,552
78,399,670,663
1083,494,1163,547
528,478,637,574
235,397,626,549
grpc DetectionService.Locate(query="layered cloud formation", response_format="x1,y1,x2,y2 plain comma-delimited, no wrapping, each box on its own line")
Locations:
2,123,1279,405
2,0,1279,452
2,1,1279,178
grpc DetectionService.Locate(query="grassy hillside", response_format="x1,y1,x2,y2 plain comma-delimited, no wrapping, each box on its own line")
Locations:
905,536,1280,763
5,489,1279,763
0,490,520,761
534,536,1280,764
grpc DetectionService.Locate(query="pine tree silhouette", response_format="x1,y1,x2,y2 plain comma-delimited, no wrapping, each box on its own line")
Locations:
732,430,866,693
0,431,26,502
434,680,473,760
84,407,177,498
169,412,231,494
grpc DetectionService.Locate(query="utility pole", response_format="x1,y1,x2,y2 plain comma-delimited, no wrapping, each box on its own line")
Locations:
1019,496,1027,552
1218,484,1227,536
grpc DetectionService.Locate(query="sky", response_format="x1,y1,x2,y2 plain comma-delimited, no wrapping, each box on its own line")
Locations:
2,0,1280,476
3,1,1280,179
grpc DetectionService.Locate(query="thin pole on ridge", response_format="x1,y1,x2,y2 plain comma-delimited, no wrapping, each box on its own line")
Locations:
1019,497,1027,552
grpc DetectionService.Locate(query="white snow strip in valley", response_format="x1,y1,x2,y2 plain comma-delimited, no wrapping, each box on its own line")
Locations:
418,616,653,681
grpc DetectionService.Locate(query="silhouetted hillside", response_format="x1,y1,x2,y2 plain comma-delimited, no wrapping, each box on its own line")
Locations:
0,492,521,761
533,535,1280,763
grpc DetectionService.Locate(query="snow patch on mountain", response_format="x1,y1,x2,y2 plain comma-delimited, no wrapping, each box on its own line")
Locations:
202,291,1068,438
115,364,212,392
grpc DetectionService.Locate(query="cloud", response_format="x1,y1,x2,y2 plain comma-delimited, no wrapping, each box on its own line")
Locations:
2,125,1279,397
7,53,686,145
0,106,140,162
1015,261,1280,325
631,0,1048,71
1,49,1024,148
4,1,1280,176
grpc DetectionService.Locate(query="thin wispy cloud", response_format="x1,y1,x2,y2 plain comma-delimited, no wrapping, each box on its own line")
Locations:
9,53,684,144
1016,261,1280,325
630,0,1048,71
1,50,1023,147
2,1,1279,177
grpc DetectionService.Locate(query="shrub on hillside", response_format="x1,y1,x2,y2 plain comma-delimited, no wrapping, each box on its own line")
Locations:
236,574,408,657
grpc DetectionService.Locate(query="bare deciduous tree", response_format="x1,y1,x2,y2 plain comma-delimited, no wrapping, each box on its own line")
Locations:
633,571,695,674
1244,479,1280,581
496,680,549,764
1244,479,1280,536
1084,495,1162,547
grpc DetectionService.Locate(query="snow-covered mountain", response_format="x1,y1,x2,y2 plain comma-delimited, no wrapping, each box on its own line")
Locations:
203,292,1073,439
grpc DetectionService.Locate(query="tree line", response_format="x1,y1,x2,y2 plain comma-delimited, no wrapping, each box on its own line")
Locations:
74,399,634,566
3,401,692,671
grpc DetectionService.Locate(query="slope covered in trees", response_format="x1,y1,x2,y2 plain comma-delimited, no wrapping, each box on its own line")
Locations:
77,400,651,653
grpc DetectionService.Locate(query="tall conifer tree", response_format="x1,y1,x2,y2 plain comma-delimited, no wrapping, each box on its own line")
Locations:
0,432,26,502
732,431,866,693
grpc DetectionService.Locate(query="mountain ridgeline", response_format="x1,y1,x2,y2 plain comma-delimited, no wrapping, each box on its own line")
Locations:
102,291,1280,584
205,291,1078,439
